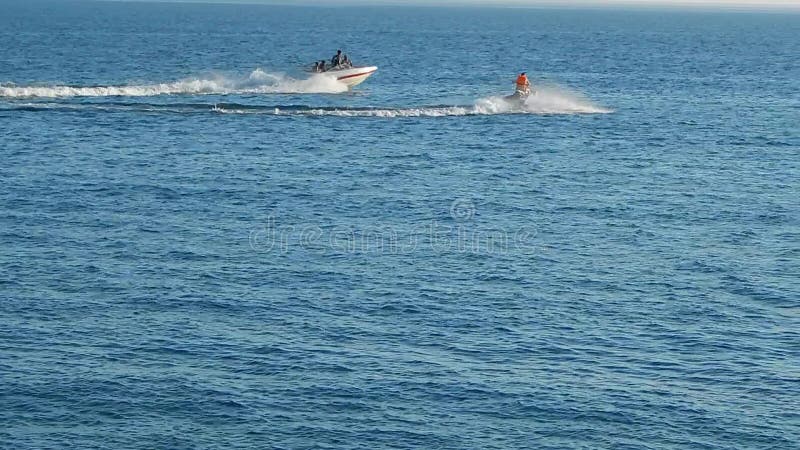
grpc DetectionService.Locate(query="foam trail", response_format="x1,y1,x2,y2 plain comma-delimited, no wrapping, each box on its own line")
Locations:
213,84,611,117
0,69,348,98
211,86,610,117
1,100,610,117
475,85,612,115
1,83,610,117
212,103,608,117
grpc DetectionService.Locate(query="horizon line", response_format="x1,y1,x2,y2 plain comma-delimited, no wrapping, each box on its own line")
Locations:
94,0,800,12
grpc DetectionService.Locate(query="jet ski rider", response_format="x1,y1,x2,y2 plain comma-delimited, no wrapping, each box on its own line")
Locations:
516,72,531,96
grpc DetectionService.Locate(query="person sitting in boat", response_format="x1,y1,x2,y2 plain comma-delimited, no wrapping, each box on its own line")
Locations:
316,60,326,72
341,55,352,68
515,72,531,96
331,50,343,68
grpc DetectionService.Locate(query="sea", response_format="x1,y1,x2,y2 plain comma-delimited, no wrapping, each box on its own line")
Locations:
1,1,798,448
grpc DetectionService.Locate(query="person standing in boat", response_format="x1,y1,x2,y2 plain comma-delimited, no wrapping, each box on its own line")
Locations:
331,50,343,68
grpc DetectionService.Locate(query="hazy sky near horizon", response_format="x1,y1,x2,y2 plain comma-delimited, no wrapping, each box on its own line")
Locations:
171,0,800,11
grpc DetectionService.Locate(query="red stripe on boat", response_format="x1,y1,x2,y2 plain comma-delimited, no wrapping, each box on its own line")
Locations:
337,69,377,80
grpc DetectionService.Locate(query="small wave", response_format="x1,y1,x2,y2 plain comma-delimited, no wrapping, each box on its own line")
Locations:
0,69,348,98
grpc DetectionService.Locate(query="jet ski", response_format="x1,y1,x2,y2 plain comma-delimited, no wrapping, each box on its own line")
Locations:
504,87,532,105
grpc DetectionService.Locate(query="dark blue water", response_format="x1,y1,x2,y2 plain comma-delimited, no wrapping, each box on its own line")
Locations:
2,1,799,448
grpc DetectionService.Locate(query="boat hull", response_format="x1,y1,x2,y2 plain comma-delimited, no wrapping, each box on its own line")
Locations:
331,66,378,88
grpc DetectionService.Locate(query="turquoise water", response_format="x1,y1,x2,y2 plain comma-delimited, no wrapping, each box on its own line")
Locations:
1,2,799,448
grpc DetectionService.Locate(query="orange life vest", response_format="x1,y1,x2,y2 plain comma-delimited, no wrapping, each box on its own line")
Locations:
516,74,528,87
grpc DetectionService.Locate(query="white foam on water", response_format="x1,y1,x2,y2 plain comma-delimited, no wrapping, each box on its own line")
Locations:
3,74,610,117
0,69,348,98
209,84,611,117
474,85,612,115
523,85,612,114
306,106,474,117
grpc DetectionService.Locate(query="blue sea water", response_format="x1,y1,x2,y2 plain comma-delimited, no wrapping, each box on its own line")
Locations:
1,1,799,448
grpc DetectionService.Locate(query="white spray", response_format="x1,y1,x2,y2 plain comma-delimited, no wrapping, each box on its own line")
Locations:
0,69,348,98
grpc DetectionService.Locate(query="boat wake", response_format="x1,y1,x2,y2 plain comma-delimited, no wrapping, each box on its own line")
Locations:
0,69,348,98
486,85,612,115
2,99,609,117
211,86,610,116
1,77,610,116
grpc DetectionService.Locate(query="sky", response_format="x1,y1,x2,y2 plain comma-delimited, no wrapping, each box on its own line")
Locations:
453,0,800,7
